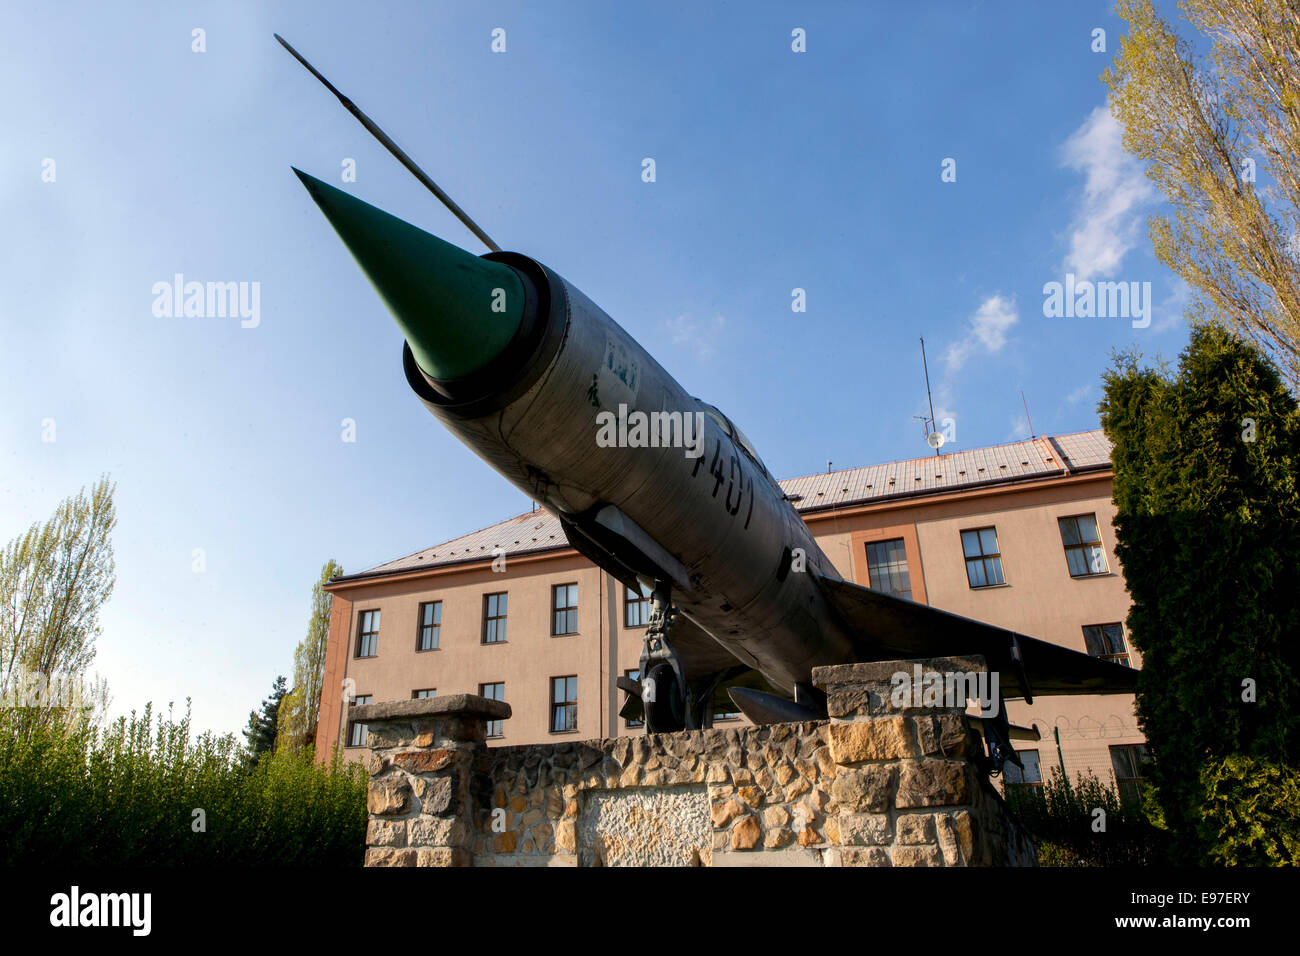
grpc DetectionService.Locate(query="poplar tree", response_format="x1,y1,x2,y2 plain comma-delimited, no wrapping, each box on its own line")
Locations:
1104,0,1300,389
275,560,342,754
0,476,116,736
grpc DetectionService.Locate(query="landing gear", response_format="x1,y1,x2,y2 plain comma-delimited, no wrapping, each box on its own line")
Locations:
979,698,1023,776
637,580,695,734
643,662,687,731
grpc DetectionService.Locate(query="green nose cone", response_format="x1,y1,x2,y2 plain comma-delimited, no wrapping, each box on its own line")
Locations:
293,168,524,381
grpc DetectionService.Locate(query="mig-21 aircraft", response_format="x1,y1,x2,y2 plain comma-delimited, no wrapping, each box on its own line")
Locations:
278,35,1137,772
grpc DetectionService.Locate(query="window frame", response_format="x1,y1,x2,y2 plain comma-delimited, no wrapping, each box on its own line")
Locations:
1110,743,1151,806
713,700,742,722
1082,622,1131,667
482,592,508,644
416,600,442,652
550,675,578,734
479,682,505,738
355,609,380,659
624,583,652,629
346,694,372,748
1058,513,1110,577
552,583,579,637
412,688,436,699
864,537,913,601
1003,749,1043,789
623,669,643,728
960,526,1006,589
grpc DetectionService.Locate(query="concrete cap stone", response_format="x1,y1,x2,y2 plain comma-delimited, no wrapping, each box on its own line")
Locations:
352,693,511,723
812,656,989,689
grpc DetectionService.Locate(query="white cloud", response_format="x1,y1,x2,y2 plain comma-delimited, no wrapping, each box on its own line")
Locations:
664,313,725,359
1152,278,1192,333
1065,384,1092,405
945,294,1019,371
1006,413,1031,442
932,382,957,431
1059,105,1156,282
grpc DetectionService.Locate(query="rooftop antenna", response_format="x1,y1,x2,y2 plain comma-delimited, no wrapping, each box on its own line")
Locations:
1020,390,1036,440
274,33,502,253
919,337,943,456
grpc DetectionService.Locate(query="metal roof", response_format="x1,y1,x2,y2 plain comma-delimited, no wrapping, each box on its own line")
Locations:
781,430,1111,513
337,429,1112,583
351,509,570,580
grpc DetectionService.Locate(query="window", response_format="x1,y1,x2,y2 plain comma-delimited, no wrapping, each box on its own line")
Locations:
1059,514,1108,576
1003,749,1042,789
1110,743,1151,805
961,527,1005,588
412,688,436,699
356,610,380,658
864,538,912,600
416,601,441,651
552,583,579,636
623,669,643,728
1083,623,1131,667
346,694,372,747
625,583,652,628
550,676,577,733
479,682,505,738
483,592,508,644
714,701,742,722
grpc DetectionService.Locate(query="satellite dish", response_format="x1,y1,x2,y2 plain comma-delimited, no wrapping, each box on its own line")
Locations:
926,430,945,450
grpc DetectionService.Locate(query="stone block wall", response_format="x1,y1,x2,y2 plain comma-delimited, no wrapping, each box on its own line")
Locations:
474,721,834,866
351,695,508,867
814,657,1038,866
352,657,1036,866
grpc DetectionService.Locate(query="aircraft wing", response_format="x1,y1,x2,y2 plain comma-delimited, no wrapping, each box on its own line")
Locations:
814,574,1138,698
668,612,751,679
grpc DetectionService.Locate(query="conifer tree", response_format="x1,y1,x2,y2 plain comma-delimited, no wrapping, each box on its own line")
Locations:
1101,326,1300,863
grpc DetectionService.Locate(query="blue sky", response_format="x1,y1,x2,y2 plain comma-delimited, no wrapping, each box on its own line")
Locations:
0,0,1192,737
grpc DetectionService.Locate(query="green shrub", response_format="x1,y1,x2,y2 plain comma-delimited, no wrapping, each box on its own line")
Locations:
1003,767,1169,866
0,701,366,866
1199,755,1300,866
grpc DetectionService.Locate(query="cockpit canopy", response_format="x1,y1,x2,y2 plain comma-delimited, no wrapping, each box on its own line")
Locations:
697,400,777,486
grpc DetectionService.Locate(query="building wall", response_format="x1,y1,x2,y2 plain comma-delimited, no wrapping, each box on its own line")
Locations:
324,551,691,752
313,590,354,755
804,473,1144,788
320,470,1144,791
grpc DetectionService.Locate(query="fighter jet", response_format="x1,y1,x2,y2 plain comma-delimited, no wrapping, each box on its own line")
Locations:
279,36,1137,770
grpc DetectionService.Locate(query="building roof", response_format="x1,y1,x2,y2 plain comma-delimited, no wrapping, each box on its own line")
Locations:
780,430,1111,513
334,429,1112,583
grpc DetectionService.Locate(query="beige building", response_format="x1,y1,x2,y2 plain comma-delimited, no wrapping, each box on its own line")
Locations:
316,429,1147,797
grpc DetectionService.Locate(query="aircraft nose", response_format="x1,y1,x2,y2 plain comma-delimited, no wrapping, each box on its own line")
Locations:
292,168,525,381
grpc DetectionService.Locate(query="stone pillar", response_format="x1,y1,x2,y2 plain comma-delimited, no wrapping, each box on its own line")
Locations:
351,694,511,867
812,656,1037,867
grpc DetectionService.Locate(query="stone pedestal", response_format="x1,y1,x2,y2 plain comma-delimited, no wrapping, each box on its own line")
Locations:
351,660,1034,866
812,656,1037,866
351,694,510,867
